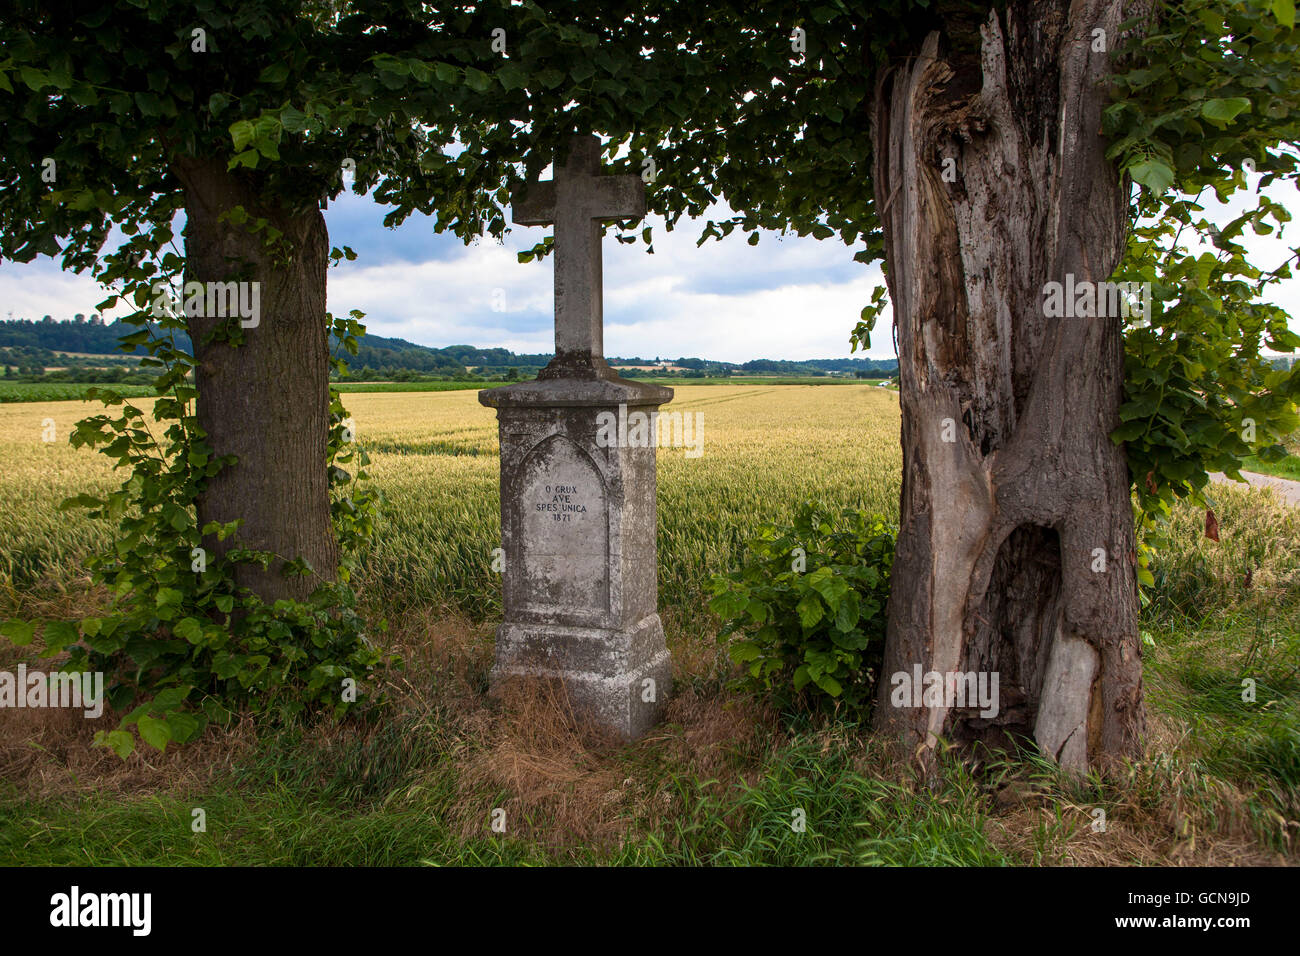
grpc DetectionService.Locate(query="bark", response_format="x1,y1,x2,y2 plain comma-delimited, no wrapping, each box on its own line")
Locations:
870,1,1146,772
173,157,337,603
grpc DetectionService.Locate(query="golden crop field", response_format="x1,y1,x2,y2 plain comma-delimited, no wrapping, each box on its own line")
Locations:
0,385,904,616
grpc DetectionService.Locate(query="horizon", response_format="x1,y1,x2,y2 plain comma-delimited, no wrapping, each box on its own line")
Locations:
2,175,1297,362
0,311,904,365
6,312,1299,363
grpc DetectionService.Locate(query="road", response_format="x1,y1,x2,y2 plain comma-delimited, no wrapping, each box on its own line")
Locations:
1209,469,1300,506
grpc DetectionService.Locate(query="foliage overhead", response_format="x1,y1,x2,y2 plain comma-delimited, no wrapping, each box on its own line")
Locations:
1104,0,1300,521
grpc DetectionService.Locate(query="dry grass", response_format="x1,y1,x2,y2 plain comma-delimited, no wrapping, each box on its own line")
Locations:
375,607,779,849
448,677,629,845
1,388,1295,864
976,700,1295,867
0,573,1292,868
983,773,1291,867
2,587,1295,864
0,688,257,803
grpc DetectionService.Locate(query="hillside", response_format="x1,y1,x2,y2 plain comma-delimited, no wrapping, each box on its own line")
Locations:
0,315,901,378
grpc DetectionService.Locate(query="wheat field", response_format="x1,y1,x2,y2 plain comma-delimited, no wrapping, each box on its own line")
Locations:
5,384,1300,865
0,385,904,615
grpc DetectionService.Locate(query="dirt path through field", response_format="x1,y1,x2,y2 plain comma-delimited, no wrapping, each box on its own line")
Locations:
1210,470,1300,506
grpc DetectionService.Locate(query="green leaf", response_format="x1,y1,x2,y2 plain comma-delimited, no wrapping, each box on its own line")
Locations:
1272,0,1296,29
807,567,849,610
497,62,528,91
0,620,36,646
165,712,202,743
134,91,161,117
41,621,80,655
259,63,290,85
213,653,241,679
537,68,566,89
834,590,860,632
137,714,172,752
19,66,47,91
150,687,191,711
373,56,410,77
830,627,869,651
707,586,750,620
1112,420,1149,443
464,67,492,92
279,105,310,133
97,729,135,760
1200,97,1251,125
230,148,260,169
796,593,824,629
229,119,255,152
253,114,282,159
813,673,843,696
173,617,204,643
1128,159,1174,193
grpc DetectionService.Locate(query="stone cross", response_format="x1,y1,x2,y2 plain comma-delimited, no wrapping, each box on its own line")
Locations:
513,134,645,371
480,133,673,740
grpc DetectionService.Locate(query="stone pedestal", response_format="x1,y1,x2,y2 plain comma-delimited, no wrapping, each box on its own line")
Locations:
480,372,674,739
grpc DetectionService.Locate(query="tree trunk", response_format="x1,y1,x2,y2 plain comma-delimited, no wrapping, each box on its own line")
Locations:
870,1,1145,772
174,158,337,603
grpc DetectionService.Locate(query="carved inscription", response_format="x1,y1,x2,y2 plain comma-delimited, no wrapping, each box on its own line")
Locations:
515,435,608,618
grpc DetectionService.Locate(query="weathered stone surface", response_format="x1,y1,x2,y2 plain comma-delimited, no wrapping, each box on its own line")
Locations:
478,134,672,740
512,134,644,379
516,434,610,621
483,380,673,739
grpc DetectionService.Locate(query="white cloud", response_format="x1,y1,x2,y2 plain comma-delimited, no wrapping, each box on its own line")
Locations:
326,212,891,361
0,262,128,324
2,176,1296,364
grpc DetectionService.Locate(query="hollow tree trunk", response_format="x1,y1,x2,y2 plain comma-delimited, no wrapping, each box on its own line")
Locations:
173,158,337,603
870,1,1145,772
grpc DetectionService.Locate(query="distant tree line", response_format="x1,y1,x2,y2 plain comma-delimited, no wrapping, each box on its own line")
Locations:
0,317,902,381
637,356,900,377
0,314,113,352
0,344,150,383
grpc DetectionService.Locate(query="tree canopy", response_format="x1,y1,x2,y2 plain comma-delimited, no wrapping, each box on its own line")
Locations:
4,0,1298,579
3,0,1299,763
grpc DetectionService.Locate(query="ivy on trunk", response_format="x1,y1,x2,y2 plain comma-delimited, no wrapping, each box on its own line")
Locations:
175,157,338,602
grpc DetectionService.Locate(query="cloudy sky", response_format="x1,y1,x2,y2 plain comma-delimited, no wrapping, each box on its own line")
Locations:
1,174,1297,363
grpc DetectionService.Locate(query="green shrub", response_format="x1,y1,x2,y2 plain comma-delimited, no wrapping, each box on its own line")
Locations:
708,503,895,713
0,295,387,759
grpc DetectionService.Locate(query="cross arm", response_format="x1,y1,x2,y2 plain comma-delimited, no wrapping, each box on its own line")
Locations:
512,181,556,226
591,175,646,222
